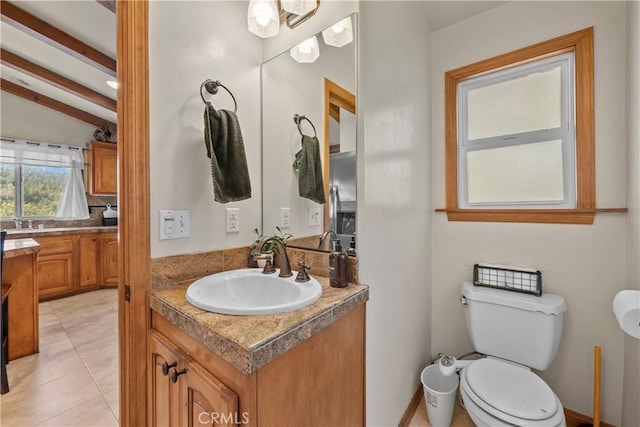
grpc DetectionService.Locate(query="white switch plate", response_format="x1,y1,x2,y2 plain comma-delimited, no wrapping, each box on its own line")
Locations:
159,210,191,240
308,207,321,226
226,208,240,233
280,207,290,228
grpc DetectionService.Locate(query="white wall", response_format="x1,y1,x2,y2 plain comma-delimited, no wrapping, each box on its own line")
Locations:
0,92,97,147
359,2,432,424
149,1,262,257
623,1,640,426
430,2,628,424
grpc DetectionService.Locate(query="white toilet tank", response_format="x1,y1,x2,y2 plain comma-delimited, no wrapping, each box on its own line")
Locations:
462,282,566,370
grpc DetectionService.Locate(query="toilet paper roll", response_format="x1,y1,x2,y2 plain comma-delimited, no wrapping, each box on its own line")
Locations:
613,290,640,339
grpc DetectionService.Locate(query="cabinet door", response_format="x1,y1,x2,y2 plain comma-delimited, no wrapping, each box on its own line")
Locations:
148,332,182,427
181,360,239,427
102,233,118,286
78,235,100,289
38,253,74,299
91,141,117,195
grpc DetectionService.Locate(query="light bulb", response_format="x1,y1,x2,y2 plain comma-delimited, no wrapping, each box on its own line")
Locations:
106,80,119,89
331,23,344,33
298,39,313,54
253,3,271,26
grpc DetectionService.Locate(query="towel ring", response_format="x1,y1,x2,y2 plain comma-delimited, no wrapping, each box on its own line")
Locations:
294,114,317,138
200,79,238,113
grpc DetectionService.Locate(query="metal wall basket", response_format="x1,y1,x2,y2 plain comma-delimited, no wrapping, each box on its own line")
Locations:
473,264,542,297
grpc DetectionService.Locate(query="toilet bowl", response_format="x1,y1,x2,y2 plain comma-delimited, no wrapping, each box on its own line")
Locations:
459,358,565,427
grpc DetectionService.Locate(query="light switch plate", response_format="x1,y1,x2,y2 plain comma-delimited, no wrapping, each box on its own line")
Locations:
159,210,191,240
308,207,321,226
280,207,290,228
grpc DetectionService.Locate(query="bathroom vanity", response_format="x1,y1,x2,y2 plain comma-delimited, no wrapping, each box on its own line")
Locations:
148,277,368,426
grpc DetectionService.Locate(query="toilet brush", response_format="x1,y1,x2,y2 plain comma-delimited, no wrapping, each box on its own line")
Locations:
577,346,601,427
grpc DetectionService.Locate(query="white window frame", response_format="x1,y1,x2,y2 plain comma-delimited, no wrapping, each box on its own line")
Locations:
457,53,576,210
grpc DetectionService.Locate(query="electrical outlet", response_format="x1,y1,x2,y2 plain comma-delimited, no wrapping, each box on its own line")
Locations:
308,207,321,226
280,207,290,228
226,208,240,233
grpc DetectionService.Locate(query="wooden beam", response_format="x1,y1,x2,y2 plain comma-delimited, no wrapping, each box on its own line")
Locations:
1,49,117,112
1,78,116,130
96,0,116,14
0,0,116,76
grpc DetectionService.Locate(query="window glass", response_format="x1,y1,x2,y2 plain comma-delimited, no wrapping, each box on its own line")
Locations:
467,66,562,141
0,163,16,217
21,165,68,217
466,140,565,204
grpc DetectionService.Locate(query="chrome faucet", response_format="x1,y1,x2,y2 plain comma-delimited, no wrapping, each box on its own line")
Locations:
14,218,22,229
317,230,338,250
255,236,292,278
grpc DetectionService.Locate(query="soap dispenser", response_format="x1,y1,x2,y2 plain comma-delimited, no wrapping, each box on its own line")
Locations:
330,241,348,288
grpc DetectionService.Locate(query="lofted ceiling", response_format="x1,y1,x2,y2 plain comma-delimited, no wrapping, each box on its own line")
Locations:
0,0,117,132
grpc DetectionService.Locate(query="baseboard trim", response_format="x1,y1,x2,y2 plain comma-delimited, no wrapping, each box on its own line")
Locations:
399,385,424,427
564,408,615,427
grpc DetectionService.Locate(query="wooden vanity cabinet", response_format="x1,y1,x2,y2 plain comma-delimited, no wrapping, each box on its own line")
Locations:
148,330,239,427
148,304,365,427
90,141,117,195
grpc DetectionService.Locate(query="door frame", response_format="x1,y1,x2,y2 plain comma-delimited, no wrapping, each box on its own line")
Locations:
117,1,150,425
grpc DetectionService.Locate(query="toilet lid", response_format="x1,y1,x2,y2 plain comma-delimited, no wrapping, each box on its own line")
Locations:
466,359,558,421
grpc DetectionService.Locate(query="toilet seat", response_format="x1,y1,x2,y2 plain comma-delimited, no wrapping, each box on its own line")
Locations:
460,359,566,427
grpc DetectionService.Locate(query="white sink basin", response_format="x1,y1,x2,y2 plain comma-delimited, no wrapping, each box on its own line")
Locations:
185,268,322,315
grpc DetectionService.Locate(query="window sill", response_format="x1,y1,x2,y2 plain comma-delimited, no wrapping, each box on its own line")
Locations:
434,208,627,225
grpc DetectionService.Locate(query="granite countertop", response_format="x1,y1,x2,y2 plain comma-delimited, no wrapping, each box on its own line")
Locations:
148,276,369,374
3,238,40,259
4,226,117,239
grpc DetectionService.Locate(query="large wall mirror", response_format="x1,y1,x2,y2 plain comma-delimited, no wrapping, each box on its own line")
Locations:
262,13,357,254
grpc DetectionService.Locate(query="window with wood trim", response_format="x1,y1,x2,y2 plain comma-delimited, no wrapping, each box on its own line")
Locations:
442,27,595,224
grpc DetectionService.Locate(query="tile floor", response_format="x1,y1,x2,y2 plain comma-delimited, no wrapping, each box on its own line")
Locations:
1,289,119,426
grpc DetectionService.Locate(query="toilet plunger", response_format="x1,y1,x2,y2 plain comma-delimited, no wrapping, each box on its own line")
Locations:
577,345,601,427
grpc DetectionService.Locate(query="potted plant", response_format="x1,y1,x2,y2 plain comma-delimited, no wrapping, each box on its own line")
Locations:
249,227,293,267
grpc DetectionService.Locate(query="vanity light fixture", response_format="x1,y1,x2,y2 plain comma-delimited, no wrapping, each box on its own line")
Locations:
247,0,280,38
290,36,320,63
106,80,119,89
321,16,353,47
280,0,316,17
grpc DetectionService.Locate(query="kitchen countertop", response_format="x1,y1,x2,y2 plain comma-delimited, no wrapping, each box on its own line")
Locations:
4,226,117,239
148,276,369,374
3,238,40,259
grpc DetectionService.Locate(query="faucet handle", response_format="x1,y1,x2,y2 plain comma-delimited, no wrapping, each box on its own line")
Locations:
295,261,311,283
261,255,276,274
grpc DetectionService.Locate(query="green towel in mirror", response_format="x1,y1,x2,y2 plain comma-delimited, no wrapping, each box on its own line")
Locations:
293,135,326,204
204,103,251,203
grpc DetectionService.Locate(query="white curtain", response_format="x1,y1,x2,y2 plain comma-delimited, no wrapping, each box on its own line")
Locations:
0,138,89,220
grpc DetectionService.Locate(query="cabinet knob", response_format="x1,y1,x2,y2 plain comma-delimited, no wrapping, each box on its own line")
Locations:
170,367,187,383
161,361,177,376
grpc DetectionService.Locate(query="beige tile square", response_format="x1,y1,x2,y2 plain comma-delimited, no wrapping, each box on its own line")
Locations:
103,388,120,421
93,288,118,305
7,348,85,392
36,396,118,426
50,298,114,324
63,310,118,348
0,370,102,426
38,302,60,328
38,323,75,357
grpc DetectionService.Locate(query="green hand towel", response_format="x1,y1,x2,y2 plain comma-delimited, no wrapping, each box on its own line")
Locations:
293,135,326,204
204,103,251,203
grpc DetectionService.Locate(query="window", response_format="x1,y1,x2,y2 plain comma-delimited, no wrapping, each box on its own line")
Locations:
0,139,89,220
442,27,595,224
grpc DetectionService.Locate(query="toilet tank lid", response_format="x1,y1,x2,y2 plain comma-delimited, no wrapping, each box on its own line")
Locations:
462,282,566,315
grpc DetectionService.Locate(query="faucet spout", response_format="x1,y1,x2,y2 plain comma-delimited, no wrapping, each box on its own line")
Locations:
256,237,293,278
317,230,338,250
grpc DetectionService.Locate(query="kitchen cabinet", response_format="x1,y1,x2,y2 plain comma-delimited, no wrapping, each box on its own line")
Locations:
90,141,117,195
29,231,118,301
101,232,118,286
36,236,75,299
78,235,100,289
149,304,365,427
148,331,239,427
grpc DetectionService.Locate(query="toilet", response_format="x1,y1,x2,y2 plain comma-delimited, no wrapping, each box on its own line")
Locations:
459,282,567,427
